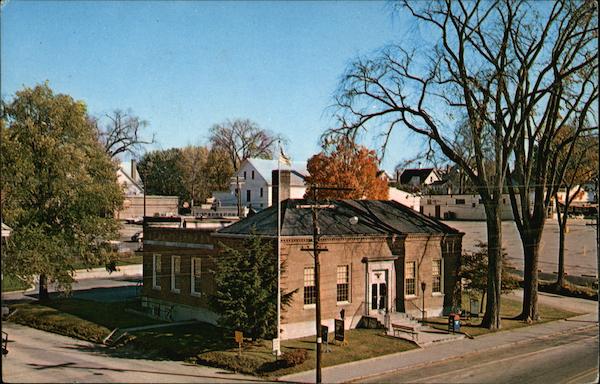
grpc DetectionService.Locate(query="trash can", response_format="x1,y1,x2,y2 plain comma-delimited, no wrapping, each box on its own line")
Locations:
453,313,461,332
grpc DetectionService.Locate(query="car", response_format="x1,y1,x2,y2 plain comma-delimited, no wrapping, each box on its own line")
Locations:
131,231,143,242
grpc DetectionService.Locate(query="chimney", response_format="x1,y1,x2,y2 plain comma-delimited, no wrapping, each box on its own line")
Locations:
272,169,291,205
131,159,138,181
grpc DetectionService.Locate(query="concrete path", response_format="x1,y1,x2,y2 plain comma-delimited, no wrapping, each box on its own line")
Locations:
1,322,265,383
281,292,598,383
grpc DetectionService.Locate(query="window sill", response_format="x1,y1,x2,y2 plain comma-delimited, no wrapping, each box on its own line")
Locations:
191,292,202,298
171,289,181,294
432,292,444,297
404,294,417,299
303,304,316,310
336,301,351,306
152,286,161,291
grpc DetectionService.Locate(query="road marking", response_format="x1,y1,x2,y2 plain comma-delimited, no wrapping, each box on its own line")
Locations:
402,334,598,383
563,367,599,384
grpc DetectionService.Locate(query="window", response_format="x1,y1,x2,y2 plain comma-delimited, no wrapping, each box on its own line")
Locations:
246,190,251,202
243,171,247,179
304,267,316,305
432,259,442,293
336,265,350,302
191,257,202,295
171,255,181,293
153,254,161,289
252,170,255,179
472,202,476,208
405,261,416,296
260,187,263,197
455,199,465,205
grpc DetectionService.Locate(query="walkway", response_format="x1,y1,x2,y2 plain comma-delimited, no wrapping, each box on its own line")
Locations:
1,322,265,383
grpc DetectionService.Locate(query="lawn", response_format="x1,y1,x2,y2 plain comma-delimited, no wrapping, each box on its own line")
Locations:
8,298,164,343
426,296,581,337
1,274,31,292
124,325,416,377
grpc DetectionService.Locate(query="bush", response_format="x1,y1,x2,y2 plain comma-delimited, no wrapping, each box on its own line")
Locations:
281,349,308,367
197,351,266,375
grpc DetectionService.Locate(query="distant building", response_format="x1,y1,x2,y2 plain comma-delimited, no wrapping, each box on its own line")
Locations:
388,187,421,212
115,159,179,220
399,168,442,188
195,158,308,216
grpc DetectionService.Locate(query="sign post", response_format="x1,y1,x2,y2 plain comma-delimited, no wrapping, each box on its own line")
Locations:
234,331,243,356
334,319,346,345
321,325,330,352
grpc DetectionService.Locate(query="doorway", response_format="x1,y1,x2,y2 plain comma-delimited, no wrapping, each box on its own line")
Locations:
370,270,388,312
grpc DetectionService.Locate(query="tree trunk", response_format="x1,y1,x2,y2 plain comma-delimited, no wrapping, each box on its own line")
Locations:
556,218,567,288
481,204,502,330
479,290,486,314
519,234,541,322
39,273,49,301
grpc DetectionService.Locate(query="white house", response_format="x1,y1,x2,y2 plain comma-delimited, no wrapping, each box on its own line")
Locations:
399,168,442,188
117,160,143,196
219,158,308,210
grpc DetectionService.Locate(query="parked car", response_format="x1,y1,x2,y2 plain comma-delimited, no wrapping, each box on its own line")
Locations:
131,231,143,242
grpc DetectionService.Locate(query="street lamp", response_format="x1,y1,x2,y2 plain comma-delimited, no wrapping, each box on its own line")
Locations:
421,281,427,323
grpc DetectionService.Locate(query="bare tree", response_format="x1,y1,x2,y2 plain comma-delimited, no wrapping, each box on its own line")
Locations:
502,0,597,322
552,135,598,288
209,119,282,216
94,109,155,159
326,0,596,329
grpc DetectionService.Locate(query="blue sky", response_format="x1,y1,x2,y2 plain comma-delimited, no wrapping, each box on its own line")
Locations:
1,0,427,172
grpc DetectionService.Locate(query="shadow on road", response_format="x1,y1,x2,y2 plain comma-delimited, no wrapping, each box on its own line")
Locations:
25,361,269,382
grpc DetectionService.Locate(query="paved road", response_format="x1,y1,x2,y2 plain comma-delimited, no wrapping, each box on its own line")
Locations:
364,327,598,384
1,323,265,383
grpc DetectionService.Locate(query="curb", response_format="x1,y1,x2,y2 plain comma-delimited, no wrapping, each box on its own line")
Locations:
345,320,598,384
73,264,142,280
279,314,598,383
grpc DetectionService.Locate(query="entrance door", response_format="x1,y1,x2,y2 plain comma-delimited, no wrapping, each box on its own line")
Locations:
370,270,388,312
435,205,441,218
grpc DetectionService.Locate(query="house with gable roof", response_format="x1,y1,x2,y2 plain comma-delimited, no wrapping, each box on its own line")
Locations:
200,158,308,214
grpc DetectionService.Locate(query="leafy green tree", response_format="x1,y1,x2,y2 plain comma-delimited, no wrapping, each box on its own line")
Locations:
460,242,520,313
211,233,296,340
205,147,235,193
137,148,186,200
1,83,123,299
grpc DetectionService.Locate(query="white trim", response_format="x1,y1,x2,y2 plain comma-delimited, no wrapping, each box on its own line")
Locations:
191,257,202,297
171,255,181,293
152,253,161,290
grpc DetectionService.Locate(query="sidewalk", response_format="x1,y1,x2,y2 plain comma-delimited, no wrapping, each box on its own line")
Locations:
280,311,598,383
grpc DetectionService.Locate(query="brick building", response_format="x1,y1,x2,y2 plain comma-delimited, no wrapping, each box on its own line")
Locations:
142,195,463,339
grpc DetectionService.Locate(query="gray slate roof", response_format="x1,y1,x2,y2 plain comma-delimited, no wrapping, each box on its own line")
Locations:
217,199,460,237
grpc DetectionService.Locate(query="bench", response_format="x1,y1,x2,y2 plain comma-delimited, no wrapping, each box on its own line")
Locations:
391,323,419,342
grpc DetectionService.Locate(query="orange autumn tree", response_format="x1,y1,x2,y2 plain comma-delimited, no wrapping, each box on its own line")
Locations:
304,140,389,200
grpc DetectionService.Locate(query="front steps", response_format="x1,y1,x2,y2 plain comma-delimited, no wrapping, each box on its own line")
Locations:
362,312,464,347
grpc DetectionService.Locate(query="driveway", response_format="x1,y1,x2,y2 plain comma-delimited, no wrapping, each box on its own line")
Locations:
1,323,265,383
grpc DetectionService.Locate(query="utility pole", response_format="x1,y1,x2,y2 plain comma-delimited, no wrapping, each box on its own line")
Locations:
311,186,323,384
302,184,354,384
